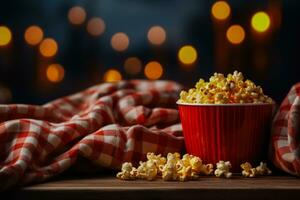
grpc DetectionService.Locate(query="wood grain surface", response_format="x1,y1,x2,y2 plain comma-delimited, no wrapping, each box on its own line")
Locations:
6,175,300,200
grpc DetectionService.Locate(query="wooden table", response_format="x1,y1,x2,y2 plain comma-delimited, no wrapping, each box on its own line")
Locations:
7,175,300,200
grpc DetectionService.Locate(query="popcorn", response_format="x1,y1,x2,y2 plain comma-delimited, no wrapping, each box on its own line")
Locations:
178,71,273,104
137,160,158,180
176,163,192,181
200,163,214,175
116,162,136,180
117,154,273,181
241,162,257,178
214,160,232,178
116,152,213,181
240,162,272,178
160,161,178,181
256,162,272,176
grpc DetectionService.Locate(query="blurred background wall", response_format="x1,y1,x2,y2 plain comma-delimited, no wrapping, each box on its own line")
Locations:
0,0,298,104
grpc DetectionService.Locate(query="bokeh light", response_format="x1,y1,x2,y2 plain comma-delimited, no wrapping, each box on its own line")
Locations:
111,32,129,52
0,26,12,46
39,38,58,57
226,25,245,45
103,69,122,82
124,57,142,75
178,45,198,65
0,85,12,103
147,26,166,45
87,17,105,36
251,11,271,33
211,1,231,20
46,64,65,83
144,61,163,80
68,6,86,25
24,25,44,45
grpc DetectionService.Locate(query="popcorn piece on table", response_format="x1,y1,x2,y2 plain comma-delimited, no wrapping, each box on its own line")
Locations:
256,162,272,176
214,160,232,178
137,160,158,181
146,152,166,176
200,163,214,175
178,70,273,104
160,153,180,181
181,154,213,178
116,162,137,180
175,160,192,181
241,162,257,178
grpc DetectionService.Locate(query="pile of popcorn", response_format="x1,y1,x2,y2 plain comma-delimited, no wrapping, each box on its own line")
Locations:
116,152,272,181
178,71,273,104
117,152,213,181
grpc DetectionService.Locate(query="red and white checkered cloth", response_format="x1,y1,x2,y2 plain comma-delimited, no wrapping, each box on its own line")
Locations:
0,80,184,189
271,83,300,176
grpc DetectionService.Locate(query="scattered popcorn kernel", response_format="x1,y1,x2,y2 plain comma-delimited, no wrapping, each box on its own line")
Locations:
177,164,192,181
147,152,166,167
256,162,272,176
240,162,272,178
116,162,136,180
200,163,214,175
178,71,273,104
160,162,178,181
136,160,158,180
214,160,232,178
241,162,257,178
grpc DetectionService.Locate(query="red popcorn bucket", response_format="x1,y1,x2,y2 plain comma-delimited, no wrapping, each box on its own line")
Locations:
177,102,274,172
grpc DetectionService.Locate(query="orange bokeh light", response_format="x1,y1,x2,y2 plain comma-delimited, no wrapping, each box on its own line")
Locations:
24,25,44,45
68,6,86,25
111,32,129,52
39,38,58,57
178,45,198,65
103,69,122,82
226,25,245,45
0,26,12,46
124,57,142,75
87,17,106,36
147,26,166,45
144,61,163,80
211,1,231,20
46,64,65,83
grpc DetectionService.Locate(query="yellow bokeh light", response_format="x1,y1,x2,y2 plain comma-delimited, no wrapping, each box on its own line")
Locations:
147,26,166,45
0,26,12,46
68,6,86,25
124,57,142,75
111,32,129,52
39,38,58,57
46,64,65,83
87,17,105,36
24,25,44,45
178,45,198,65
226,25,245,45
251,11,271,33
211,1,231,20
103,69,122,82
144,61,163,80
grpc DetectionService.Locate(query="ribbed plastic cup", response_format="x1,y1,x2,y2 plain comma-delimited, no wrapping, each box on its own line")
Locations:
177,102,274,172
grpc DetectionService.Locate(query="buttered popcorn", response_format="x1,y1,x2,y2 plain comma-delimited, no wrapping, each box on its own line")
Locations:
116,162,137,180
214,160,232,178
240,162,272,178
116,154,273,181
178,71,273,104
241,162,257,178
116,152,213,181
